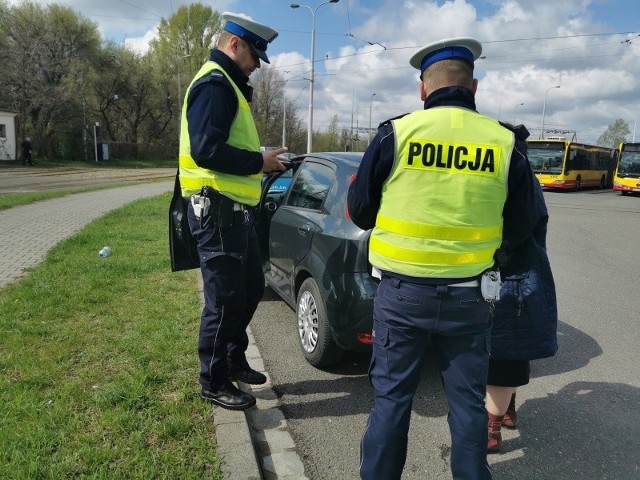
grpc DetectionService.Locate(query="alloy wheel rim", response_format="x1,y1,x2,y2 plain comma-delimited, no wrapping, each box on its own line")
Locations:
297,291,319,353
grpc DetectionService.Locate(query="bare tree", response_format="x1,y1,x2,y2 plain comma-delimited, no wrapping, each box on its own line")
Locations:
251,67,306,152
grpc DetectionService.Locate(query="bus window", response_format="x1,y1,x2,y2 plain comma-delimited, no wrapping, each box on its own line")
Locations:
527,144,564,174
528,139,615,190
613,143,640,195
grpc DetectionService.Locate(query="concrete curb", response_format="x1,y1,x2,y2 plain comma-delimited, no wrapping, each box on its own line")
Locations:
197,248,308,480
242,331,309,480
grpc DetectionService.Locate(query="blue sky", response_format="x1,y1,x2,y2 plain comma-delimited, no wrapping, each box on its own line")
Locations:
12,0,640,144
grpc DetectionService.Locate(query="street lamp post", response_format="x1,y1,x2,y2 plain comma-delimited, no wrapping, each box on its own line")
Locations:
291,0,340,153
512,102,524,125
540,85,560,139
176,54,191,111
282,94,287,147
368,93,376,146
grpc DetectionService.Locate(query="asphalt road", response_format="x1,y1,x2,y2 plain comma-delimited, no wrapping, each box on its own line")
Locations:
250,188,640,480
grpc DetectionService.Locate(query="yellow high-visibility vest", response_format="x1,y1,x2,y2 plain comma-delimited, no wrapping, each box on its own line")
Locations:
179,61,261,205
369,107,514,278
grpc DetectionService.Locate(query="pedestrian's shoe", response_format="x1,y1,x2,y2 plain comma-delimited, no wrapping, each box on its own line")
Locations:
228,362,267,385
502,392,518,429
201,381,256,410
488,413,504,453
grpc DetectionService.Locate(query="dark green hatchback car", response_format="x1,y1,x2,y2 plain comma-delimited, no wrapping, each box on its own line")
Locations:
258,152,377,367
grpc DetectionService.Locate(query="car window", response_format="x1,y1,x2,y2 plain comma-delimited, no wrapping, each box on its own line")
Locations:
286,162,334,211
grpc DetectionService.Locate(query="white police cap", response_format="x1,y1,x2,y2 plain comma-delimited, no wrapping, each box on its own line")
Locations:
409,37,482,73
222,12,279,64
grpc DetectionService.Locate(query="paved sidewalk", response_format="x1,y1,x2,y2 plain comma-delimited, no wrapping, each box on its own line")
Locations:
0,182,307,479
0,182,172,289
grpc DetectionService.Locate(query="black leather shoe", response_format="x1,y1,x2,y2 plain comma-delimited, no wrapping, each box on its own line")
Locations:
228,363,267,385
201,382,256,410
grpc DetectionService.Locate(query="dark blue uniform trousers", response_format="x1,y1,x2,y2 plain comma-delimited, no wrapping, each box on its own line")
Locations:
188,204,265,391
360,277,492,480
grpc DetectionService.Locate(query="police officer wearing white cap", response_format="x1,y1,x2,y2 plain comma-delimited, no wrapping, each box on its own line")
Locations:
178,12,288,410
348,37,539,479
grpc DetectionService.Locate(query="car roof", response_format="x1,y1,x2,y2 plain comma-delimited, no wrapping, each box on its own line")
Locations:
299,152,364,168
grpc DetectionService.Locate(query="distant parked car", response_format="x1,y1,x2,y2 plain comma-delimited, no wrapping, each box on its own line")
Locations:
257,152,376,367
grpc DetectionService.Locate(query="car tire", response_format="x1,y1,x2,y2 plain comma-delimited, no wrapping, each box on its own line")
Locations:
296,278,344,367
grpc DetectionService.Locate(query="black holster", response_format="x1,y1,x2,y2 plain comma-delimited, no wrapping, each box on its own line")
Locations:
201,186,235,228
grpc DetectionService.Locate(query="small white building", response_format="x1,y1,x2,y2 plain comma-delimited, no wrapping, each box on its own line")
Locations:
0,110,18,161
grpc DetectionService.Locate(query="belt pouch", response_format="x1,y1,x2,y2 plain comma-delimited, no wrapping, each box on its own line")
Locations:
205,188,234,228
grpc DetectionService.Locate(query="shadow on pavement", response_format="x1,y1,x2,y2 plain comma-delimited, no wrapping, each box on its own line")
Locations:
274,320,603,423
532,320,603,378
491,381,640,479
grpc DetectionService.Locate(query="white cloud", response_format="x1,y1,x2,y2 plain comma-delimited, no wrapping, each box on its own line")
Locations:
123,28,158,55
283,0,640,144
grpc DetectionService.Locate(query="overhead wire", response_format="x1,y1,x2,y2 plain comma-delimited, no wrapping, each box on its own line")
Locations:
271,29,640,76
114,0,162,19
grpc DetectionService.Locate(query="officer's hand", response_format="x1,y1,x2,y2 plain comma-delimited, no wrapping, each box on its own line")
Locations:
261,147,288,173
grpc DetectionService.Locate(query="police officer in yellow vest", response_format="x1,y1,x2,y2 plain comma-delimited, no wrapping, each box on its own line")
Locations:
179,12,287,410
347,38,538,479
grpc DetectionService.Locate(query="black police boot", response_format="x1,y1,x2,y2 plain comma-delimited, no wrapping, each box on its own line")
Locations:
201,381,256,410
228,362,267,385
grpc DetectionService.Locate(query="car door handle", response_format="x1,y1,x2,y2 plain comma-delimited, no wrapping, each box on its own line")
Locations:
298,223,311,236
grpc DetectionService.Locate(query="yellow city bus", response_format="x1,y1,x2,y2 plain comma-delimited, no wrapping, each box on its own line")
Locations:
612,143,640,195
526,139,616,190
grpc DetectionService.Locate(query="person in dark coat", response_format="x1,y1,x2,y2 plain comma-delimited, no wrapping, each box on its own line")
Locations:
21,137,33,166
486,179,558,453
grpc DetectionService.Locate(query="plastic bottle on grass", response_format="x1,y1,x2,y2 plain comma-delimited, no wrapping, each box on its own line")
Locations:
98,246,112,258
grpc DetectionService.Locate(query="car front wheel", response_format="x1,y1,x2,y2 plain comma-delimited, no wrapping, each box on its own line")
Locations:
296,278,343,367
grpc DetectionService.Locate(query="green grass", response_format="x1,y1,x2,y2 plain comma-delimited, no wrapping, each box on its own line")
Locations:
0,194,221,479
0,184,134,211
0,160,174,210
31,159,177,169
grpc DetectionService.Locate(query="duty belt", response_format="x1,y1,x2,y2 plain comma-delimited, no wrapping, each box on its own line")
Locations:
448,279,480,287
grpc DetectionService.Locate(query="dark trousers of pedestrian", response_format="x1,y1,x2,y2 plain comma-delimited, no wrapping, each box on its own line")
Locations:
188,204,265,391
360,277,493,480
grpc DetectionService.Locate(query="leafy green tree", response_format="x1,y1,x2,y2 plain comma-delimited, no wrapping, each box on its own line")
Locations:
314,115,342,151
598,118,631,148
0,2,101,159
340,128,351,151
148,4,223,111
93,47,174,146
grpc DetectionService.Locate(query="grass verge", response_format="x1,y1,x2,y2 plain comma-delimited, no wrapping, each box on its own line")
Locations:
0,183,132,211
0,194,221,479
27,159,177,169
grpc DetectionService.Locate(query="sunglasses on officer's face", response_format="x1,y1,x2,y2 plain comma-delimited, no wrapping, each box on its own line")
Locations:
234,31,267,51
238,34,267,53
239,38,260,62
